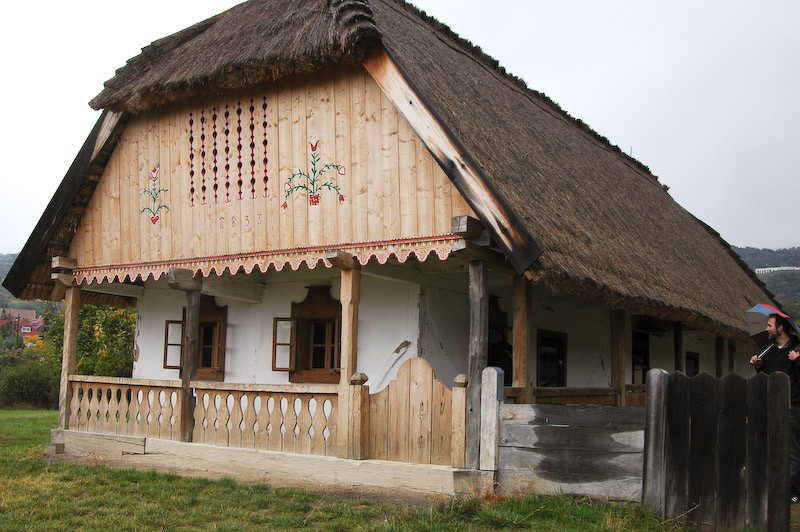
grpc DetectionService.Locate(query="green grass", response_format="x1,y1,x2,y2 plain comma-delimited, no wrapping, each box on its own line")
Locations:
0,409,688,531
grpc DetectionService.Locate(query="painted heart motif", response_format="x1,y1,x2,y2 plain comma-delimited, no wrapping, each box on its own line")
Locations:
151,216,159,224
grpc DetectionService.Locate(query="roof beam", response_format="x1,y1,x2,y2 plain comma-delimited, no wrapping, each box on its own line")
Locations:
364,47,542,274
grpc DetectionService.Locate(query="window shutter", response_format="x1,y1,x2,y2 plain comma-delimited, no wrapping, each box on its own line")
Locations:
272,317,296,371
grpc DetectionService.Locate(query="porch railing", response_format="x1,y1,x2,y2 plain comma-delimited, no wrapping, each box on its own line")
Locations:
191,382,338,456
67,376,339,457
68,376,184,440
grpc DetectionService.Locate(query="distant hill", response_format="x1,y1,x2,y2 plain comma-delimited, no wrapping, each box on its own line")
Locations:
733,246,800,316
733,246,800,269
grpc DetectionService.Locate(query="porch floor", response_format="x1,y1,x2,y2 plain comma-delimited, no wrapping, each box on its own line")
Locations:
47,430,491,497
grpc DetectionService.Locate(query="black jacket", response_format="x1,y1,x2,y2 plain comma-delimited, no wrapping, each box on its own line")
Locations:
756,335,800,406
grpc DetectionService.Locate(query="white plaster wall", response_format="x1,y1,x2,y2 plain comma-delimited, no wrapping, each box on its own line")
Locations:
132,281,185,380
528,288,613,388
132,268,421,389
419,285,469,388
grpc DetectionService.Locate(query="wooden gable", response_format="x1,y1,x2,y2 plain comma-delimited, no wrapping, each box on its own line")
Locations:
69,65,473,283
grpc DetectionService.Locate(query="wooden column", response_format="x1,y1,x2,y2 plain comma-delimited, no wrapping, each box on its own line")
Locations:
167,268,202,442
58,285,80,429
673,322,684,373
715,336,724,377
511,275,530,403
329,250,361,459
180,290,200,442
610,308,627,407
728,339,737,373
466,261,489,469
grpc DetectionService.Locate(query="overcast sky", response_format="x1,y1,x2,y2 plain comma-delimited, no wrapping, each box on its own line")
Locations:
1,0,798,255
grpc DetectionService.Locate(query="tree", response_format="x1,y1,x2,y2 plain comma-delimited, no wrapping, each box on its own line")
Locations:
43,304,136,378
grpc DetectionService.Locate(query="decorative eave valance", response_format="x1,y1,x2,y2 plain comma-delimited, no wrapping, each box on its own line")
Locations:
73,235,460,285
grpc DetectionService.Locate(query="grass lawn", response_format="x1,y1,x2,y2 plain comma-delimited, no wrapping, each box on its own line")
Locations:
0,409,706,530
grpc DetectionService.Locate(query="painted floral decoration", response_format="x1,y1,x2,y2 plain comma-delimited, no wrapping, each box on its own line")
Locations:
140,167,170,224
283,141,345,209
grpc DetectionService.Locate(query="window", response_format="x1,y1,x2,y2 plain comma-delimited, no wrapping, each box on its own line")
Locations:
686,352,700,377
273,286,342,383
163,296,227,381
537,330,566,387
20,326,31,333
632,331,650,385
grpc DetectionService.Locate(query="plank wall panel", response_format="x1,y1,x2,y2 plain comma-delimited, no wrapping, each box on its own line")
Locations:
334,70,353,244
350,70,369,243
68,66,474,273
398,116,417,237
365,71,384,241
381,90,400,238
318,71,338,247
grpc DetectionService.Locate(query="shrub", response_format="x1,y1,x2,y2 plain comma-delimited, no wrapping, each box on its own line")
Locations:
0,359,58,408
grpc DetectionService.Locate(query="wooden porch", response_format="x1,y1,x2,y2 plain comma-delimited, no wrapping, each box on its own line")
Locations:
60,357,467,468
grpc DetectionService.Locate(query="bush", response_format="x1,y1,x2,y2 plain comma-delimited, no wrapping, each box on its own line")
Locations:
0,359,58,408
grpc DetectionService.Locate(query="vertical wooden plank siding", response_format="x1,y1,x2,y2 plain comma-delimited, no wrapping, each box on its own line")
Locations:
664,371,690,518
716,373,746,530
69,67,474,274
746,372,768,528
687,372,719,528
767,372,790,532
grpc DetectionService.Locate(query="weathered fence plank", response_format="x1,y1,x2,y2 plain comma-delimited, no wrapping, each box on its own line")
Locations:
665,371,690,518
767,372,790,532
645,369,790,532
716,373,746,530
747,372,769,528
643,368,668,515
497,403,644,500
688,372,720,528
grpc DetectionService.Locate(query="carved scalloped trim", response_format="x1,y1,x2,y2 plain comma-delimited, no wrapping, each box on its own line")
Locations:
73,235,460,285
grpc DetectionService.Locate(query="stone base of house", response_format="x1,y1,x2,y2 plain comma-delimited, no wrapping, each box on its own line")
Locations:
47,430,493,497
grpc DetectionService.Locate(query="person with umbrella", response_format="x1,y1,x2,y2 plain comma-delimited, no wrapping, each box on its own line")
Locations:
750,313,800,503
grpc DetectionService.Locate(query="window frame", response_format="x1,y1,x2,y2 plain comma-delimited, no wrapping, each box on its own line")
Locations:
162,296,227,381
272,285,342,384
536,329,567,387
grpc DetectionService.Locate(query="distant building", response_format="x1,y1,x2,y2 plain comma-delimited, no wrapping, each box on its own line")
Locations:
755,266,800,274
0,308,36,321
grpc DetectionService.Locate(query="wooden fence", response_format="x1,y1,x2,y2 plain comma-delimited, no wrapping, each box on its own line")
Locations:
477,367,645,500
643,369,790,531
69,376,183,440
365,357,466,467
191,382,339,456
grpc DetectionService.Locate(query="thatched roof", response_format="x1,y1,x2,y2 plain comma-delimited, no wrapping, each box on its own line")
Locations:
5,0,775,339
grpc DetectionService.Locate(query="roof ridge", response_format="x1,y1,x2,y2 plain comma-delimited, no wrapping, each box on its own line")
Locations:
328,0,382,52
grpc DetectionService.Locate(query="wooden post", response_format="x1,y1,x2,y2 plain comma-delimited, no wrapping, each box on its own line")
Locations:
479,366,503,472
715,336,724,377
728,339,737,373
466,261,488,469
766,372,790,532
338,265,361,458
348,372,369,459
610,309,626,406
451,374,467,468
643,368,669,515
673,322,684,372
180,289,200,442
58,285,80,430
167,268,203,442
511,275,531,403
